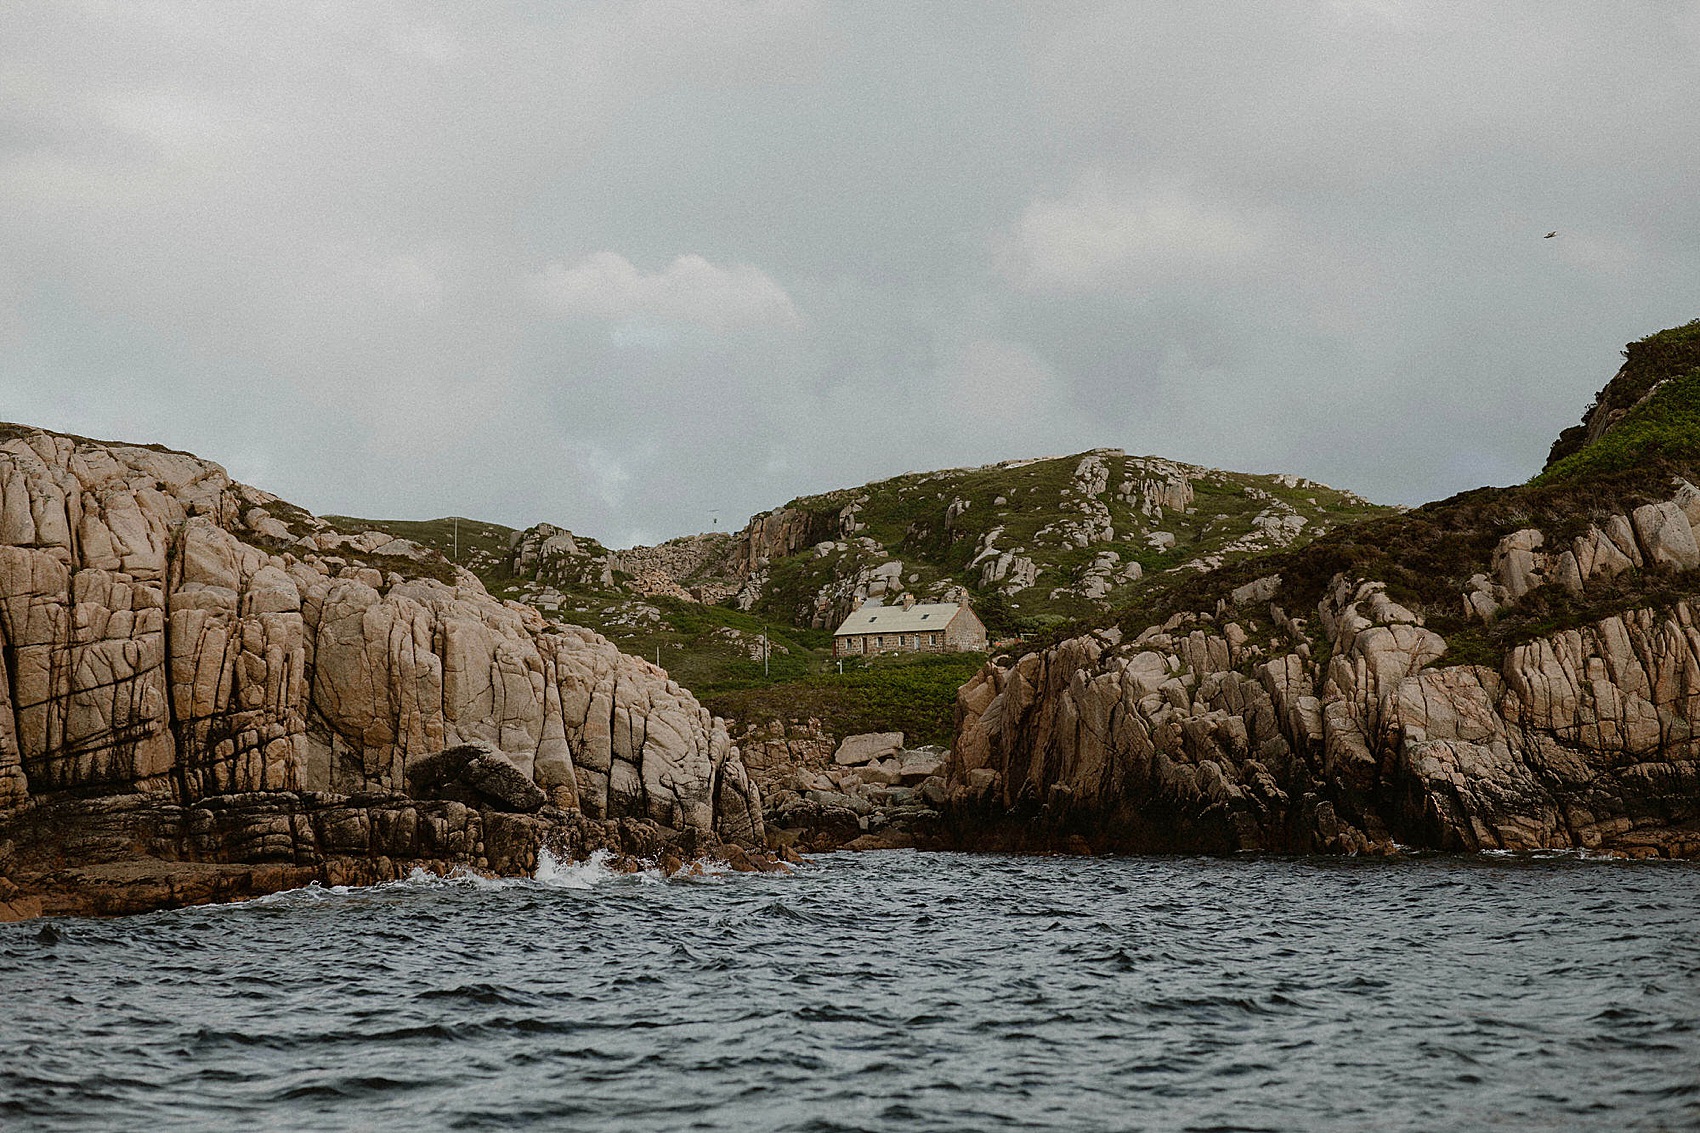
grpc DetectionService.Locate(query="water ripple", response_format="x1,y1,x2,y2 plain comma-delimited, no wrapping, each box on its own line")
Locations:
2,851,1698,1132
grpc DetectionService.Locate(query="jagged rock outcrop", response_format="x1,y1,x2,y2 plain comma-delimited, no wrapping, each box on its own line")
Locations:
608,533,739,603
731,718,946,852
942,480,1700,859
508,522,617,590
0,426,771,916
733,506,832,577
1463,484,1700,622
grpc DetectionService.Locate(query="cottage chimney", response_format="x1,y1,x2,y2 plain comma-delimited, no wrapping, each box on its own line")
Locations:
901,592,917,610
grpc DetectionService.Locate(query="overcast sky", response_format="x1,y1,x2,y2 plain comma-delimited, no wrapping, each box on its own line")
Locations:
4,2,1698,546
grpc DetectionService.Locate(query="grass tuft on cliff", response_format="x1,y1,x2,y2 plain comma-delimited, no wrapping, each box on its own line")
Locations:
1533,364,1700,485
702,651,989,748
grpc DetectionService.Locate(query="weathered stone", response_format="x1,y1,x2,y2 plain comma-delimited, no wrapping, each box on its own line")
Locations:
897,757,942,783
1491,529,1547,601
0,426,771,916
1632,502,1700,571
1231,574,1282,607
407,742,547,812
945,564,1700,858
834,731,904,765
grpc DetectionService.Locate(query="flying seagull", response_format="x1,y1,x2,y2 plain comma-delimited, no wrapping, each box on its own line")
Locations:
1545,231,1558,238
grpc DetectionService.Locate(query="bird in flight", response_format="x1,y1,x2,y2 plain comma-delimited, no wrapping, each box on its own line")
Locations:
1544,231,1558,238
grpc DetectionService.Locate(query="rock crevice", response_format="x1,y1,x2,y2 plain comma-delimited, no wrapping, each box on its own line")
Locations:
943,481,1700,858
0,426,768,915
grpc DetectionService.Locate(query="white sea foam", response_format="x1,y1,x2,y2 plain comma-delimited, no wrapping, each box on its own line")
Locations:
1478,846,1624,862
533,847,743,887
534,847,628,888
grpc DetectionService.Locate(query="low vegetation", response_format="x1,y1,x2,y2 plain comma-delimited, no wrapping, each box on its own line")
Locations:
702,651,990,747
1534,365,1700,486
993,317,1700,670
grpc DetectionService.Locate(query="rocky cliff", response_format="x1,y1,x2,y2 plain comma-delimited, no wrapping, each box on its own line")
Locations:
940,322,1700,858
0,426,774,919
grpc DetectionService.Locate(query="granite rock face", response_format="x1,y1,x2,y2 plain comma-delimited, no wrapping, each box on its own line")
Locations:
0,426,767,914
730,718,947,853
944,481,1700,859
0,789,778,919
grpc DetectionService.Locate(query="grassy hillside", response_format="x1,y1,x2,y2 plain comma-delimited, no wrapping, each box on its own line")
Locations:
1544,319,1700,468
1534,363,1700,485
739,449,1390,638
702,651,990,747
328,450,1391,743
1002,317,1700,674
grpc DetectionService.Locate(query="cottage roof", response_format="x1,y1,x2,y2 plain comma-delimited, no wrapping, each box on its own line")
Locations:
833,602,963,636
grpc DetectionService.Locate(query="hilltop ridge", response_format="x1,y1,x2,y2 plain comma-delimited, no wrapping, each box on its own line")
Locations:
334,449,1389,715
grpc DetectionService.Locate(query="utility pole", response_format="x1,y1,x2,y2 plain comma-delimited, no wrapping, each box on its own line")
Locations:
761,633,769,678
453,516,459,563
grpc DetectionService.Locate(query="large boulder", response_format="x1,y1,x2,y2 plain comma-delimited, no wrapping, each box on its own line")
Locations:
834,731,904,766
406,742,547,813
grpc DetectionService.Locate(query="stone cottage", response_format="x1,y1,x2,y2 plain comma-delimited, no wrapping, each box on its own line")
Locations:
831,596,988,658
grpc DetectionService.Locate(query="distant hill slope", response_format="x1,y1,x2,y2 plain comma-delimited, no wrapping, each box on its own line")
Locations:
334,451,1391,728
703,449,1389,639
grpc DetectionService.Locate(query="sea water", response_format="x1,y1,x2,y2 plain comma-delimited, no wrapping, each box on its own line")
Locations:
2,851,1697,1132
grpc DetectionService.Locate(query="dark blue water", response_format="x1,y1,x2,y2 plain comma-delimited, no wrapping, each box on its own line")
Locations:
2,850,1697,1132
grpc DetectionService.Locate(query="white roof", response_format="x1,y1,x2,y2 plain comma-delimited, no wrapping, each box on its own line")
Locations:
833,602,962,636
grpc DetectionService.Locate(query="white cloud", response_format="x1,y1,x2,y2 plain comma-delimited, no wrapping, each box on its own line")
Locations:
531,252,800,331
1004,175,1274,293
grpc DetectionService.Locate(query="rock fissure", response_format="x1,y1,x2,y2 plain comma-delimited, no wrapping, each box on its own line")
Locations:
0,427,776,918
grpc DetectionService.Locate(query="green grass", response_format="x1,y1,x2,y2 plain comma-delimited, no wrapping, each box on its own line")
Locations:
1533,366,1700,486
324,515,525,580
1544,319,1700,468
703,651,991,747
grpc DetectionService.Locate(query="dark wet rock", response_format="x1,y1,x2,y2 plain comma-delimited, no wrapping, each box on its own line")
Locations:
0,789,785,919
406,743,547,813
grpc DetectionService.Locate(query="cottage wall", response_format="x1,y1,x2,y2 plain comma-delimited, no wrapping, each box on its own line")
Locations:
833,608,983,657
834,631,950,658
943,607,988,652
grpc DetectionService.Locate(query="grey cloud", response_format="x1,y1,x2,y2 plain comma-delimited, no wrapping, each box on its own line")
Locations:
3,2,1698,546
